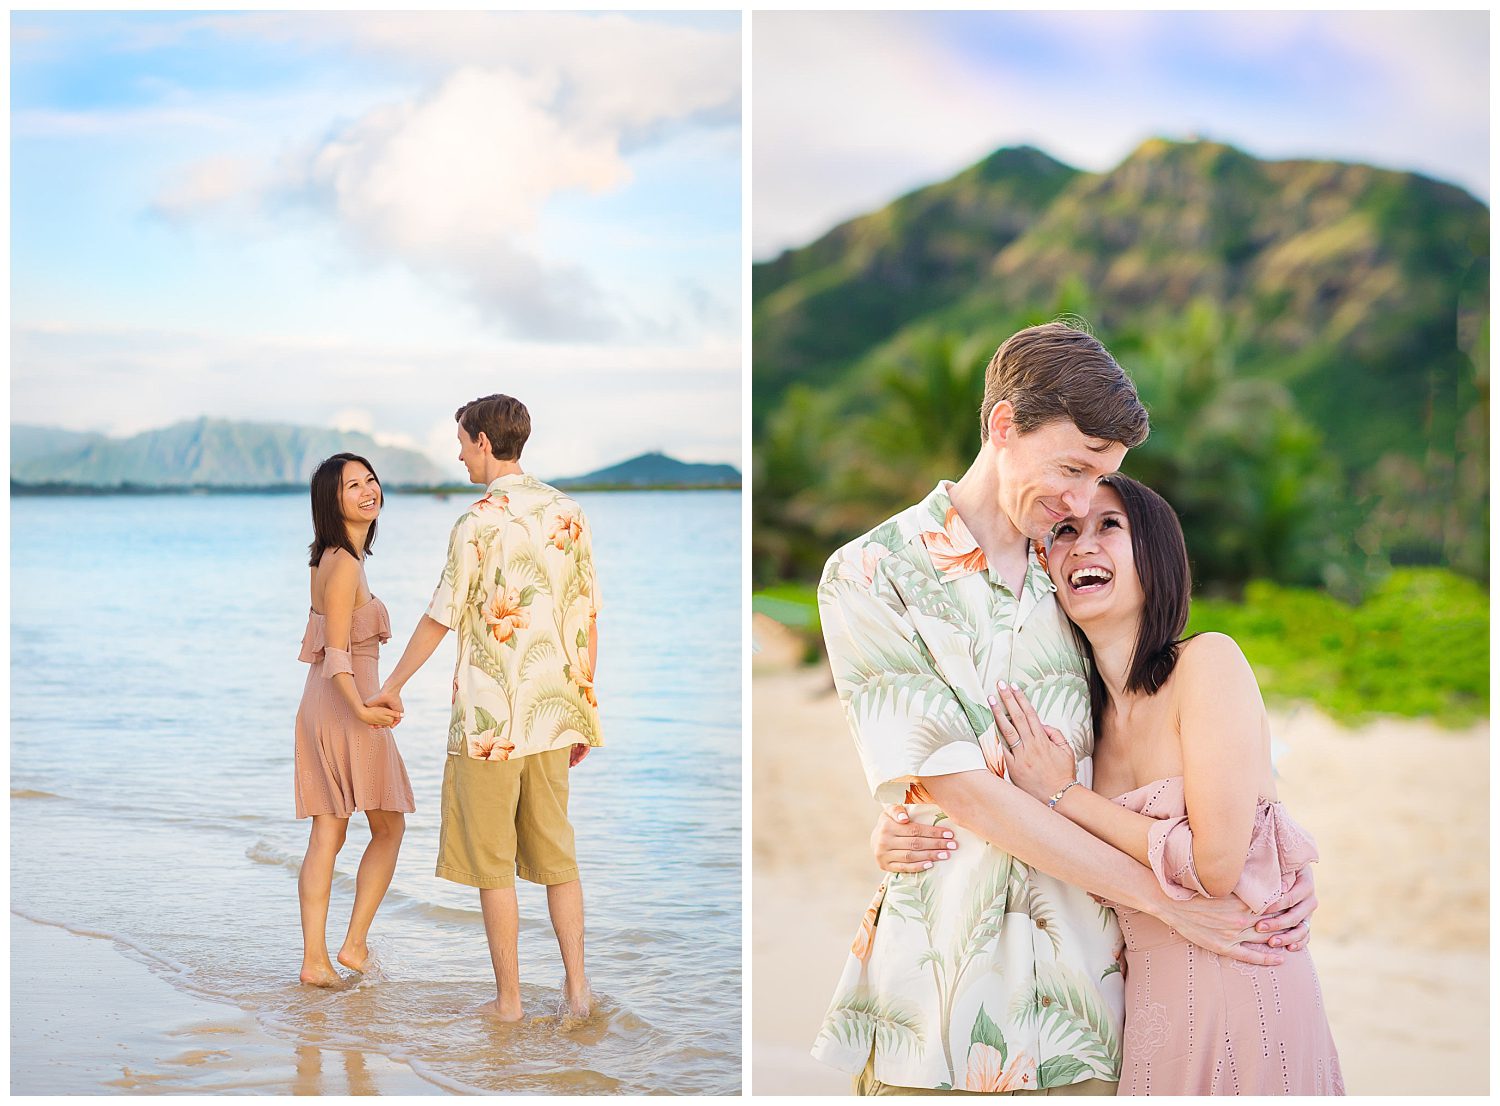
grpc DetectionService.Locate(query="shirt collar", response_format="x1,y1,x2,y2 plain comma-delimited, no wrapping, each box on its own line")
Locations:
916,481,1056,594
485,472,531,495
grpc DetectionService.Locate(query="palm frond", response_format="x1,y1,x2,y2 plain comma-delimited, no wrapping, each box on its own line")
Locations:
1033,962,1121,1072
518,636,558,683
507,546,552,592
523,685,598,743
466,626,511,695
817,992,925,1057
950,855,1015,976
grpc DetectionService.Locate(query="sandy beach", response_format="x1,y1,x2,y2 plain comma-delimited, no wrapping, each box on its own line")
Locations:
11,916,440,1095
751,615,1489,1096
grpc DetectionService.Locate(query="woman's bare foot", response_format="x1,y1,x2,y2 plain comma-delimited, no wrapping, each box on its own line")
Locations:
336,940,369,973
563,976,594,1018
476,997,524,1022
299,962,342,987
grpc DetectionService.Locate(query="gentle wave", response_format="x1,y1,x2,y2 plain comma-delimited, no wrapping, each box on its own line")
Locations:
11,788,62,800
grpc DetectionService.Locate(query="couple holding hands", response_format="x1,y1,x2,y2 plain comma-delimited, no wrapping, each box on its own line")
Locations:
291,393,601,1022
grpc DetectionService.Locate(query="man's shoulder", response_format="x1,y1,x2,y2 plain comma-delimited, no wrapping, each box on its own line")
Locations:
819,493,941,594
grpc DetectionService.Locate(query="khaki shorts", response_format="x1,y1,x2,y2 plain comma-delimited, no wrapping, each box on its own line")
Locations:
856,1049,1117,1097
435,747,578,889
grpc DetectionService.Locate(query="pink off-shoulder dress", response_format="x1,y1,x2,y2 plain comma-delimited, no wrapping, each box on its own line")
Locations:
294,596,415,819
1110,776,1344,1096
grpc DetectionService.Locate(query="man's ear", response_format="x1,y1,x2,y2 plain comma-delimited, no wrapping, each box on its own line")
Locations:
475,430,493,459
987,400,1016,446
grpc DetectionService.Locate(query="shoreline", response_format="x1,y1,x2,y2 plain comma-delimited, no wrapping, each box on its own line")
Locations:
11,914,445,1096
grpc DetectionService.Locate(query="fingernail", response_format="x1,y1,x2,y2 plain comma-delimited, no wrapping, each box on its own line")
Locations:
998,680,1008,691
896,813,909,822
941,830,953,839
987,694,997,706
922,861,933,870
937,852,948,860
1269,937,1281,947
1257,922,1270,932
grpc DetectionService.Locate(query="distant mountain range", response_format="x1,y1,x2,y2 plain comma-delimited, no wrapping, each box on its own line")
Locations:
11,419,739,491
553,451,740,488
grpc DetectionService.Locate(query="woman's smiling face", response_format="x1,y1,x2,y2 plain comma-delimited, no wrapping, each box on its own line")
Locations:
339,460,382,525
1046,483,1143,627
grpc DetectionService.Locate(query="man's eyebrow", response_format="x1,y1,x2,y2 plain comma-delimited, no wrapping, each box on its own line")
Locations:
1085,441,1115,454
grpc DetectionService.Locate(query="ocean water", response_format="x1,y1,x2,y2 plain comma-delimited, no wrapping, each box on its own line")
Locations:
11,489,743,1095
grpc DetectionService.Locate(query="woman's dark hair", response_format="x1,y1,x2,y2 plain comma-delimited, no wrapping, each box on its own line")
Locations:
1071,472,1193,740
307,452,381,567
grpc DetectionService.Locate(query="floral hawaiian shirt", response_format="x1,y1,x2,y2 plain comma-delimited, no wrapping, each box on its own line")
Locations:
811,481,1125,1092
427,473,602,761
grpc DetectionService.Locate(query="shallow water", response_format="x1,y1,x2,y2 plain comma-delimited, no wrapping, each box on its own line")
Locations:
11,489,742,1094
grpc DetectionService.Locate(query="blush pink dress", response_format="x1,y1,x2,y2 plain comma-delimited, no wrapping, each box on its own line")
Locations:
1110,776,1344,1095
294,596,415,819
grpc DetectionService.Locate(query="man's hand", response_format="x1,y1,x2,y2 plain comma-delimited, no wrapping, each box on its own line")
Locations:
871,804,956,873
569,743,591,768
1156,893,1287,966
1252,866,1316,951
365,689,404,726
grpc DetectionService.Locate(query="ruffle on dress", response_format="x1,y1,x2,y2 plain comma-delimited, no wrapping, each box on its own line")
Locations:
1117,776,1320,912
298,598,392,678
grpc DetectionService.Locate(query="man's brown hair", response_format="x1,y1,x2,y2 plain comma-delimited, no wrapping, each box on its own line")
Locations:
455,394,531,461
979,321,1149,448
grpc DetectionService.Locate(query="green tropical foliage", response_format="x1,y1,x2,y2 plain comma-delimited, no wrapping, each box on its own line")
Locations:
819,993,926,1057
753,138,1489,594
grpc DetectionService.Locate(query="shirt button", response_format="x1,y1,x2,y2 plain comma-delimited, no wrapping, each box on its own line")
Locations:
1041,996,1053,1007
1035,918,1048,930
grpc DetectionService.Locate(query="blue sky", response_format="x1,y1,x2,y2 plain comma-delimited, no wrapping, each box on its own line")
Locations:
753,10,1488,257
12,11,742,477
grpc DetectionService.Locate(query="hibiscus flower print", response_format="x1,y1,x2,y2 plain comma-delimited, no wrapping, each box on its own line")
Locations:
471,491,510,512
965,1046,1035,1093
469,732,516,761
548,510,583,551
566,646,597,708
483,585,530,644
850,883,885,963
921,507,987,581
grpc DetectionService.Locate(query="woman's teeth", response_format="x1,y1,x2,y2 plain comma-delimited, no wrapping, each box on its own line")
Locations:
1069,567,1113,591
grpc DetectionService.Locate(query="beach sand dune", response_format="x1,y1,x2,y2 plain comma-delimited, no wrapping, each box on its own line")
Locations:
751,616,1489,1096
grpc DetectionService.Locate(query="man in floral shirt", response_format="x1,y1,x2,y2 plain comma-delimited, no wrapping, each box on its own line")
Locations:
372,393,601,1021
812,323,1314,1094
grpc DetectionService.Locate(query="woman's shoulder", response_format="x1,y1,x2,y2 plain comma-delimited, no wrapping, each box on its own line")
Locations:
1177,631,1250,672
1171,633,1262,713
313,547,362,593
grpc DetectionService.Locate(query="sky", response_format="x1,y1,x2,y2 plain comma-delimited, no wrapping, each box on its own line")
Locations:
753,10,1489,258
12,11,742,478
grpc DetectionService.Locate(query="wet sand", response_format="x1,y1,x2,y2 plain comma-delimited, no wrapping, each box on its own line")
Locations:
11,916,441,1095
751,615,1490,1096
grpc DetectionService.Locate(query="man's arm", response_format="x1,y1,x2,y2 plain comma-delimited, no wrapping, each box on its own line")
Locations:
922,770,1287,966
367,615,450,713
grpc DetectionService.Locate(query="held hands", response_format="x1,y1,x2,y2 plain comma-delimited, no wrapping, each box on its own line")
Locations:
362,688,404,730
989,681,1076,802
871,804,956,873
569,743,591,768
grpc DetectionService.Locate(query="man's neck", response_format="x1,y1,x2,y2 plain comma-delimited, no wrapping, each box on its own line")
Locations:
478,458,524,486
949,450,1029,580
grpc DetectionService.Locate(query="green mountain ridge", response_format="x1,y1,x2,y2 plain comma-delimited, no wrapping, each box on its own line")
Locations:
753,136,1488,588
554,451,740,488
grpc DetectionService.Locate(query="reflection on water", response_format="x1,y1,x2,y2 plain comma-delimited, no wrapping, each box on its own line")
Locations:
11,491,742,1094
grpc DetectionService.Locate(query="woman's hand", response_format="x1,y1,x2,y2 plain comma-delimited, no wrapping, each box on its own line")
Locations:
871,804,956,873
359,704,401,729
991,681,1076,803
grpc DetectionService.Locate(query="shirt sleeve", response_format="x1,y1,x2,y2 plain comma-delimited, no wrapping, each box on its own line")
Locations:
818,549,988,804
426,515,475,631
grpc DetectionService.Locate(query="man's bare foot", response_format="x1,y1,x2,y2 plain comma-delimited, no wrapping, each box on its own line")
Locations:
299,963,341,987
563,976,594,1019
336,941,369,973
476,997,524,1022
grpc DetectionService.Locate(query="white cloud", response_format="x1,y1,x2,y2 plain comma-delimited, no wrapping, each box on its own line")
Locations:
149,12,740,341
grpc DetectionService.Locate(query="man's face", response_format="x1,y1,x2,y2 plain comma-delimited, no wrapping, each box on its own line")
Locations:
456,423,487,484
993,417,1128,542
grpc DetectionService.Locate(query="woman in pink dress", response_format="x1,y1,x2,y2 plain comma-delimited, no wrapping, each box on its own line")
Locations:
991,473,1343,1094
294,452,415,987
